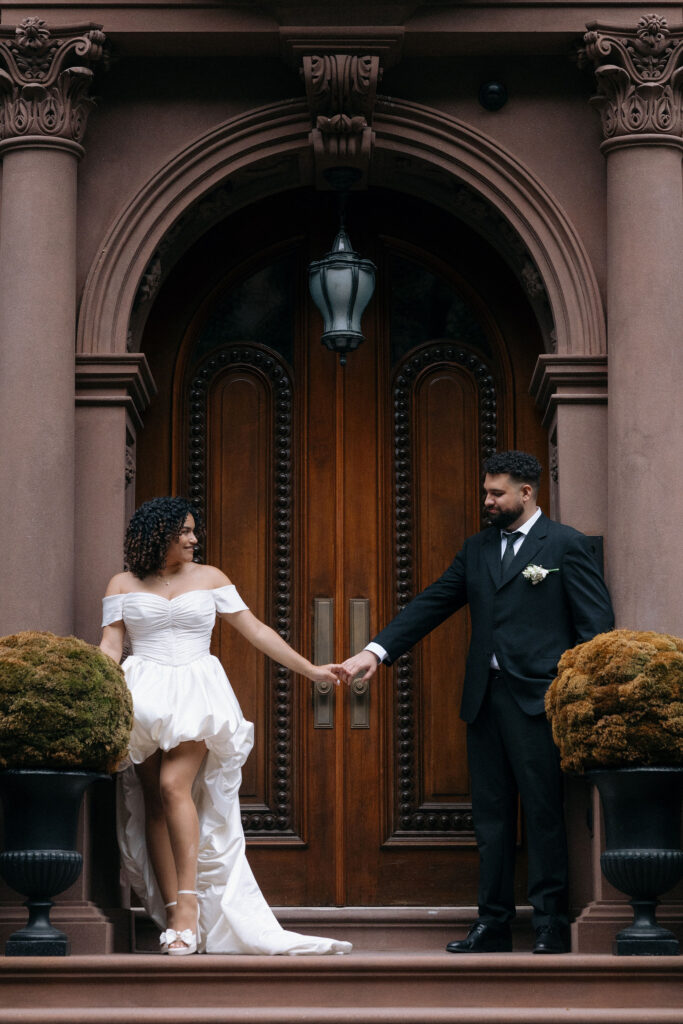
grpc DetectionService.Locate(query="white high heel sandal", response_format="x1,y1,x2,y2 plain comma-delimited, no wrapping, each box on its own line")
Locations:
159,900,177,954
165,890,199,957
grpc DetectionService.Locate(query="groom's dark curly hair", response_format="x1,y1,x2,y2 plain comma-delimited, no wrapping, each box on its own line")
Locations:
483,451,542,491
124,496,205,579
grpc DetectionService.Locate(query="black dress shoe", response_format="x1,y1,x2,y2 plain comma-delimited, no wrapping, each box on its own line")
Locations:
533,923,568,954
446,921,512,953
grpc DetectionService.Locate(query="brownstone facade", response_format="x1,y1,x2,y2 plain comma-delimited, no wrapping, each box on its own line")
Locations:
0,2,681,955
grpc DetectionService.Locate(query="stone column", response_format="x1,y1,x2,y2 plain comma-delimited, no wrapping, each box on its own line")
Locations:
581,15,683,635
0,19,122,955
0,19,105,636
567,16,683,953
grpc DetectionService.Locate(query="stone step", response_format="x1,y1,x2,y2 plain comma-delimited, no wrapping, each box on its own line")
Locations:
0,952,680,1024
134,904,532,953
133,903,683,956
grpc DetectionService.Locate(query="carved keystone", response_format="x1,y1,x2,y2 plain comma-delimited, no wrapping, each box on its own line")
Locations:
579,15,683,143
281,26,403,188
0,19,106,146
301,53,382,188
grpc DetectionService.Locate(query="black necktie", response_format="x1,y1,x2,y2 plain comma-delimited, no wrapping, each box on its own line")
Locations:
501,531,521,575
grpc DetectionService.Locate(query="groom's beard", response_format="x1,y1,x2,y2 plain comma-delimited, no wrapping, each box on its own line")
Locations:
486,503,524,531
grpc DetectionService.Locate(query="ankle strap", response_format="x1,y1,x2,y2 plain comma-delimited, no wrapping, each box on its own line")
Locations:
164,901,177,908
177,889,198,896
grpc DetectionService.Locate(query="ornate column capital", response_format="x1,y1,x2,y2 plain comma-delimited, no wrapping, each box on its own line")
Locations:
301,53,383,188
579,15,683,148
0,18,106,151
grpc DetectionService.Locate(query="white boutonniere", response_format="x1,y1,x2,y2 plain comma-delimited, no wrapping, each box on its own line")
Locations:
522,564,559,585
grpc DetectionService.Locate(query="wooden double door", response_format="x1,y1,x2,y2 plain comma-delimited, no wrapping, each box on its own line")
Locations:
146,189,545,906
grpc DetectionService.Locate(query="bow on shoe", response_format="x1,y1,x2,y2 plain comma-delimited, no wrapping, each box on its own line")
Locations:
161,928,194,945
160,927,197,955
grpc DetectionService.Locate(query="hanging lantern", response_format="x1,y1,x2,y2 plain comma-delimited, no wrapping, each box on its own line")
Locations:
308,202,376,366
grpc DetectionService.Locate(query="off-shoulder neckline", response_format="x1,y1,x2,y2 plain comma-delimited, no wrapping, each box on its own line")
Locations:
105,585,235,605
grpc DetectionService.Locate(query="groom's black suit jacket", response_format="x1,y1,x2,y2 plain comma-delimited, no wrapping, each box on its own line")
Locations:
373,514,614,723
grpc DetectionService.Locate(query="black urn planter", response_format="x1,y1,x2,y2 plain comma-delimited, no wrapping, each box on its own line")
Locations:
0,768,108,956
589,767,683,956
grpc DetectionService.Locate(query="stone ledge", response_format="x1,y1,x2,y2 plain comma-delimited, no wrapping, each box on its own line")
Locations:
1,953,680,1015
2,1007,683,1024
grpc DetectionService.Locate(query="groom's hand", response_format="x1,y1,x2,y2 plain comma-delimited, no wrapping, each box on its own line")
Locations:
339,650,379,685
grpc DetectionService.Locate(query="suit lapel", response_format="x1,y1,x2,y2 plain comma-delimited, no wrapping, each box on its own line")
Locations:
483,527,503,587
498,513,549,590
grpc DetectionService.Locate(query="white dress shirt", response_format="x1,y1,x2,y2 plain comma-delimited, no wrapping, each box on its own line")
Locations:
365,508,544,666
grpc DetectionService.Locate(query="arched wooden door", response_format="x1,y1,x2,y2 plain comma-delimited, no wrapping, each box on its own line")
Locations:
144,189,546,906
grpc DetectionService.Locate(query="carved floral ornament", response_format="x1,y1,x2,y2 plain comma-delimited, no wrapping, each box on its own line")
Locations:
302,54,381,185
579,15,683,140
0,19,105,143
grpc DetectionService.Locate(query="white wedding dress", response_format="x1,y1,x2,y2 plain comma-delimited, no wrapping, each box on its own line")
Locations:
101,585,351,955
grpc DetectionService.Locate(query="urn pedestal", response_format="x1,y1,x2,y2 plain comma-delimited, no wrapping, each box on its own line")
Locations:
589,767,683,955
0,769,107,955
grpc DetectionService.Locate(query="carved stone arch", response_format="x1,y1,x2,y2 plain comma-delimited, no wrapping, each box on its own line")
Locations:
77,97,605,358
372,99,606,356
77,101,312,355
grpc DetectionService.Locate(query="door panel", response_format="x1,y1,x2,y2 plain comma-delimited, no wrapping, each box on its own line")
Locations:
192,349,305,838
208,366,275,805
384,346,497,843
401,362,479,812
160,189,545,906
341,338,500,905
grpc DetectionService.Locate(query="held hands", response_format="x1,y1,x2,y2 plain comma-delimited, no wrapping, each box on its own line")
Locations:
309,650,379,687
310,664,345,686
338,650,379,686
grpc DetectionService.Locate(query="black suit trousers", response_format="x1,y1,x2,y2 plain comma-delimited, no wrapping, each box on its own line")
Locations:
466,674,569,929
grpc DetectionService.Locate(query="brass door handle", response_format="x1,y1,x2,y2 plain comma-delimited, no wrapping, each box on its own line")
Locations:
349,598,370,729
313,598,334,728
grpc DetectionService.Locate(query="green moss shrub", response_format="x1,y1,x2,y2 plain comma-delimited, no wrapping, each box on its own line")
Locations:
0,631,133,773
545,629,683,773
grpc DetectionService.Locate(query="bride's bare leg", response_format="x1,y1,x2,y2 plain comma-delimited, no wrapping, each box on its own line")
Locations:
136,751,178,911
159,740,207,941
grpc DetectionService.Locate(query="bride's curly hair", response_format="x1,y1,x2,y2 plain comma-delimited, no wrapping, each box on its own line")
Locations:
124,497,205,579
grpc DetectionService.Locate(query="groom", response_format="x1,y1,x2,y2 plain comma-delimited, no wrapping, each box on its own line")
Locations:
340,450,614,954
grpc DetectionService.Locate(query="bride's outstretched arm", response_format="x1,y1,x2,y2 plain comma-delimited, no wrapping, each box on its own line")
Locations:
224,609,342,685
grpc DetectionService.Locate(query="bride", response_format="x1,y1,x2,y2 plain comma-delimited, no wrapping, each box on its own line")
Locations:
99,496,351,956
